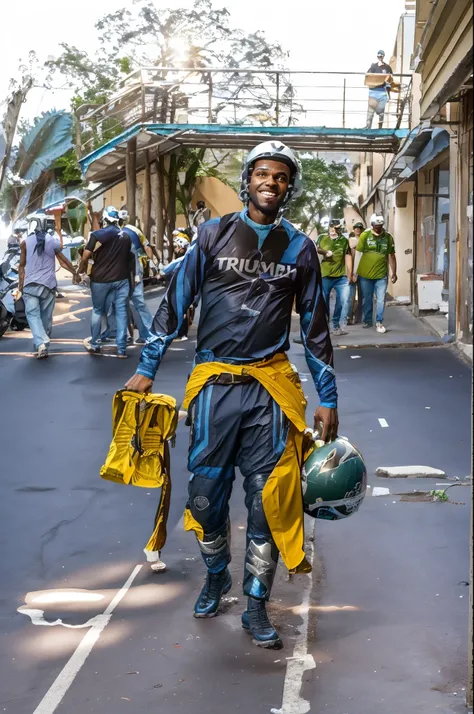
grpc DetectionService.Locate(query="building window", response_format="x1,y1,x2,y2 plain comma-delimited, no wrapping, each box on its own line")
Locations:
396,191,408,208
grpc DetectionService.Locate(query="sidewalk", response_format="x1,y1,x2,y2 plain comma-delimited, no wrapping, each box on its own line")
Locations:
420,312,473,363
292,305,443,348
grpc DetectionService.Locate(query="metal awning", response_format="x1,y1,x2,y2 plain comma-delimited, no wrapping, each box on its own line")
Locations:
79,123,409,183
397,127,449,179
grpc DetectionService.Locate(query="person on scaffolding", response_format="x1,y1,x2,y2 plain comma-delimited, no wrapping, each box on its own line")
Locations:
365,50,393,129
125,142,338,650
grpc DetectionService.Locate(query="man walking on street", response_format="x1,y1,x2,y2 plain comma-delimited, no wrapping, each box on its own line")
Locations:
125,142,338,650
119,211,156,344
353,214,397,333
17,213,79,358
78,206,134,358
365,50,393,129
316,219,353,336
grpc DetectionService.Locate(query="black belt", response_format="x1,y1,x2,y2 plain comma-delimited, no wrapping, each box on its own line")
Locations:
205,372,254,386
185,371,255,425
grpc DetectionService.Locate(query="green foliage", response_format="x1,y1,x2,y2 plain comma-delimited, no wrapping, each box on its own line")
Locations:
174,148,233,220
49,0,297,130
53,150,83,187
288,157,352,234
46,0,298,232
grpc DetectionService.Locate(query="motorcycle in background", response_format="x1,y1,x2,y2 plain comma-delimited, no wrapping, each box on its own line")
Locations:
0,246,28,337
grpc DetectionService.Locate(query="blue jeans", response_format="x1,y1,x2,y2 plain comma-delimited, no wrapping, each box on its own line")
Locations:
23,285,56,351
130,280,153,339
90,280,129,353
322,276,350,328
359,276,388,325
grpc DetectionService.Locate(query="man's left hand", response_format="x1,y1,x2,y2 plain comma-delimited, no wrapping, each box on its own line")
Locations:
314,406,339,443
391,274,398,284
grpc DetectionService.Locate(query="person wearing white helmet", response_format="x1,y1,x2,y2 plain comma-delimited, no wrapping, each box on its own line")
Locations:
124,141,338,650
118,210,157,345
316,218,353,336
78,206,134,357
353,214,397,333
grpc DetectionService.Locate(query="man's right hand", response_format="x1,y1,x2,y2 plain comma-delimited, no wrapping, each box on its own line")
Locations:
125,374,153,393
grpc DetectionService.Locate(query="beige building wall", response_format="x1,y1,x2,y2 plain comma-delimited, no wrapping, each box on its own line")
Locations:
372,154,385,185
193,177,242,217
344,206,364,231
91,173,242,238
390,183,415,298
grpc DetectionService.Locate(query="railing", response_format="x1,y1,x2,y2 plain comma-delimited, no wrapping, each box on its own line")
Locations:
77,68,413,156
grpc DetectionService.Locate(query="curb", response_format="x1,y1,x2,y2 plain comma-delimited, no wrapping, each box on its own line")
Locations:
334,340,443,350
292,337,443,349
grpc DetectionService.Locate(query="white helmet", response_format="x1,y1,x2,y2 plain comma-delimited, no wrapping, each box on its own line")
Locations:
103,206,120,225
27,212,55,234
239,141,303,209
173,236,190,250
370,214,384,226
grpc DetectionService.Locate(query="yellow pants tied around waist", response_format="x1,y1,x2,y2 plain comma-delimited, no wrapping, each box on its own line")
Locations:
182,353,312,573
100,390,178,560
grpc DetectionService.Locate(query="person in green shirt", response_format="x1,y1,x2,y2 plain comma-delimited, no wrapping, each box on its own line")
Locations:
316,219,353,336
353,214,397,333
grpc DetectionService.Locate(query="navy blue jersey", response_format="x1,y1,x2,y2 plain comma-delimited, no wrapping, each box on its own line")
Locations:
85,225,132,283
137,212,337,407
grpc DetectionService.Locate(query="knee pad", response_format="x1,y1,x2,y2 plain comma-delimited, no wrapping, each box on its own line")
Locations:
244,539,278,600
196,521,231,573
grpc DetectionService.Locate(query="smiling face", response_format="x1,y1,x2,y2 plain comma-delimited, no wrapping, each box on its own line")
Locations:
248,159,291,223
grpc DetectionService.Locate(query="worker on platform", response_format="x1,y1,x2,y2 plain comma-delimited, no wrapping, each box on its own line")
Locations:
365,50,393,129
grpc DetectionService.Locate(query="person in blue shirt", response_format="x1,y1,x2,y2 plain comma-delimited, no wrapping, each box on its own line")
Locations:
78,206,134,357
119,212,157,344
125,142,338,649
159,230,192,340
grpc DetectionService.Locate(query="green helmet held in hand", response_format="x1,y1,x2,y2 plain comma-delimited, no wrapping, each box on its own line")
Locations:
302,435,367,520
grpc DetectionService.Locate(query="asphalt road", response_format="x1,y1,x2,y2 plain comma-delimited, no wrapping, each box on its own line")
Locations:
0,289,471,714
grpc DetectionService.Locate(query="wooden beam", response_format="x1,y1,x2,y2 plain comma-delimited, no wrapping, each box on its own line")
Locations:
126,137,137,224
142,149,151,238
154,156,166,257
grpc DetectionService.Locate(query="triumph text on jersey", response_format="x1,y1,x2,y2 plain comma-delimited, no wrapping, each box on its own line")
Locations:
137,211,337,408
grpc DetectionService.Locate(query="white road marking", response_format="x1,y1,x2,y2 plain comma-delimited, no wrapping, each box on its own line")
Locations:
270,541,316,714
378,418,389,428
372,487,391,497
350,355,361,359
31,565,143,714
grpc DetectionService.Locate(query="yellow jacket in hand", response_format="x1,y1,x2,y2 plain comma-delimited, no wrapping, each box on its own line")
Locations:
101,390,178,557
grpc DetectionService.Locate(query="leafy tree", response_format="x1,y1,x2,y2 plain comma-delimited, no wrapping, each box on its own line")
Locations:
53,149,83,186
288,157,352,234
47,0,299,237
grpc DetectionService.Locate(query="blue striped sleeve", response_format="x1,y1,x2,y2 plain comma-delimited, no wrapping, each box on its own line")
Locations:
136,242,205,380
295,239,338,408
